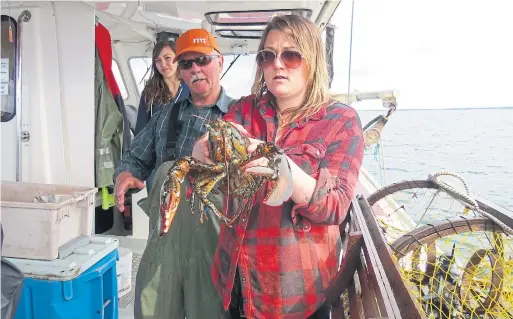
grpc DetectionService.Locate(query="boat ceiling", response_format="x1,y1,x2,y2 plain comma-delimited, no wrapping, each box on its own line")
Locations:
88,0,341,55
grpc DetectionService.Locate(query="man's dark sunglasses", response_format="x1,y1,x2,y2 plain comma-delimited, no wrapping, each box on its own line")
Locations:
178,55,219,70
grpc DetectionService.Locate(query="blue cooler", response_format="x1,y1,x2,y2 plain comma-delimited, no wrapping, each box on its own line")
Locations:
7,236,119,319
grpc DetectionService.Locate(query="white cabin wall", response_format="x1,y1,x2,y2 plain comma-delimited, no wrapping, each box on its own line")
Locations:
0,4,67,184
27,5,66,185
52,2,95,187
1,2,95,187
0,114,17,181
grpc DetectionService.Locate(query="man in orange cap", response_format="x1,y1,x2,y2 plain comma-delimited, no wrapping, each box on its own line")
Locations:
173,28,226,110
114,28,234,319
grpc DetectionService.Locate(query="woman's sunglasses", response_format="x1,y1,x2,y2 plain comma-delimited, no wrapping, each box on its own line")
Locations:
256,49,303,69
177,55,219,70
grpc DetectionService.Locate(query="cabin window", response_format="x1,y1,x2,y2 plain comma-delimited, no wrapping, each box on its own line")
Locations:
205,9,312,26
221,54,254,99
111,59,128,100
129,57,152,94
1,15,17,122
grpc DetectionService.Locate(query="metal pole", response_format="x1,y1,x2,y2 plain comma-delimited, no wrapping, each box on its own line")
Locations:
15,10,32,182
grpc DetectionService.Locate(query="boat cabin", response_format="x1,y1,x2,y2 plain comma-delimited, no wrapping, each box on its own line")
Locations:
1,1,412,318
0,0,347,238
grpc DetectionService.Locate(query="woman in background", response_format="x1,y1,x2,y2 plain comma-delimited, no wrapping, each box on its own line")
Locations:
134,40,189,190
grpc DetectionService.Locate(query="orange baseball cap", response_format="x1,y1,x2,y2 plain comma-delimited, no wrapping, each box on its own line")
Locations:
173,28,220,62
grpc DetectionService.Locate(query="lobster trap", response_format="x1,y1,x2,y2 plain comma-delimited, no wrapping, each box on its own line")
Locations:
335,173,513,319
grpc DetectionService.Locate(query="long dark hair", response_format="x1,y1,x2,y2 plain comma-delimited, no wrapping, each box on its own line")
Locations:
143,41,180,111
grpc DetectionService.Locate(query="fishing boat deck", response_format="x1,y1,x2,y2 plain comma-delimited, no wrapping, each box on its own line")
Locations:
118,251,141,319
106,236,146,319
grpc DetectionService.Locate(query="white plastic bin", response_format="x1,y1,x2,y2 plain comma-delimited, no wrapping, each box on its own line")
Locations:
116,247,133,298
0,181,97,260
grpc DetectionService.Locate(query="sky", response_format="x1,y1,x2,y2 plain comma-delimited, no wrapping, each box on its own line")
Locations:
220,0,513,110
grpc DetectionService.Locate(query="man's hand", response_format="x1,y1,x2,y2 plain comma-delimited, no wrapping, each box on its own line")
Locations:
114,171,145,212
192,132,214,164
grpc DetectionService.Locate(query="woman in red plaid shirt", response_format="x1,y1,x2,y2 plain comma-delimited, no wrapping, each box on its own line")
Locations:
193,14,364,319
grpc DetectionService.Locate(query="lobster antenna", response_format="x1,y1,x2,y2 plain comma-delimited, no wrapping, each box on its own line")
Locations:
222,127,230,216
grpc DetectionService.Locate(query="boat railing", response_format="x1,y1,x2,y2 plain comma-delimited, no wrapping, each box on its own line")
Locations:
326,195,426,319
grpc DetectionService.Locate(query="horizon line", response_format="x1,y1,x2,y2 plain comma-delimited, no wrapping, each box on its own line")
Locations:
356,106,513,111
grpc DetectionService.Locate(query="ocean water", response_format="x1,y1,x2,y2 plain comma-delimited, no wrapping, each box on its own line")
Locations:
356,108,513,211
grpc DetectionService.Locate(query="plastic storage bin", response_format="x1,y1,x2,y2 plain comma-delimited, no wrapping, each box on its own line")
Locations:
8,236,119,319
117,247,133,299
0,181,97,260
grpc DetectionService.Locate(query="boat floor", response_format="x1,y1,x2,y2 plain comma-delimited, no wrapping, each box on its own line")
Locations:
118,252,141,319
106,235,146,319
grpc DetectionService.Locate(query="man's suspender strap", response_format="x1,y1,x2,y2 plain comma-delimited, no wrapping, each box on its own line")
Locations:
166,102,183,158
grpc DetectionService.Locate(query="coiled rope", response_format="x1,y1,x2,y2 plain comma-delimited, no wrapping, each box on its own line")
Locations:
429,171,513,236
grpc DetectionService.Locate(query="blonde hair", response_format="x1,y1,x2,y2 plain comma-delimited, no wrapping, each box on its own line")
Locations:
251,14,330,126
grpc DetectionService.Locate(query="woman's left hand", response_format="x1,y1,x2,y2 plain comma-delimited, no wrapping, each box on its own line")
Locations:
228,122,268,170
228,121,316,205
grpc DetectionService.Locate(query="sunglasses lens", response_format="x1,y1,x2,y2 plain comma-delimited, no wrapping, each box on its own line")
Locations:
195,56,212,66
178,60,192,69
199,56,214,66
256,50,302,69
178,56,216,70
281,51,302,69
256,51,276,68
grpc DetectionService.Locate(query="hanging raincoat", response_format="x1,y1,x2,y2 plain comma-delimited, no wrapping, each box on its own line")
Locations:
94,48,124,188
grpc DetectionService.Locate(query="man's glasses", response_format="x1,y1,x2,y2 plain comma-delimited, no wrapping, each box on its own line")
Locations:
178,55,219,70
256,49,303,69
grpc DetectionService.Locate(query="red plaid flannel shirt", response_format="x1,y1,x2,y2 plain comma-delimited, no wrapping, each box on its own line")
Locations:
211,93,364,318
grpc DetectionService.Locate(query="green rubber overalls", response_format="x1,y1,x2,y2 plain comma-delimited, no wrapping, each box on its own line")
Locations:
134,161,230,319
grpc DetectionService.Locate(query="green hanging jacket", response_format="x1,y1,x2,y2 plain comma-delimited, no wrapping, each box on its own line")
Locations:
94,48,124,188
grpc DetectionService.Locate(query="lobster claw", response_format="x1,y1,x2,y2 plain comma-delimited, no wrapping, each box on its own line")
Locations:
245,153,293,207
159,174,180,236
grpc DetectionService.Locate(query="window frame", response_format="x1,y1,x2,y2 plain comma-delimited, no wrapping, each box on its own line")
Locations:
1,15,18,123
128,56,152,95
111,58,129,100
